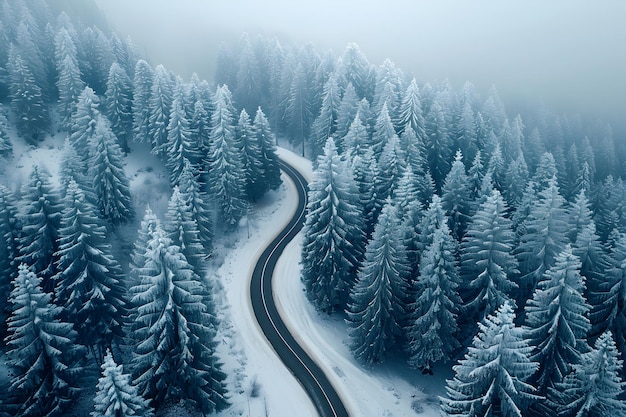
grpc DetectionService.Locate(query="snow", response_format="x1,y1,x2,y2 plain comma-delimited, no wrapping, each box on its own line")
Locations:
213,146,447,417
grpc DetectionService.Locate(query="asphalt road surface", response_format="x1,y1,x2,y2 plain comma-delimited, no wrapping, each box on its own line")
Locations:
250,159,350,417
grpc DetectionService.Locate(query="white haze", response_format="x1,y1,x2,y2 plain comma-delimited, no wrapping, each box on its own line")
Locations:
95,0,626,135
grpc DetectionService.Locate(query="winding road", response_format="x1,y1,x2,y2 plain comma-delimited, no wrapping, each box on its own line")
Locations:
250,159,350,417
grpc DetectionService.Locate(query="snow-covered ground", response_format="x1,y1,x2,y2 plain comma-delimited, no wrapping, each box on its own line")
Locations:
214,146,447,417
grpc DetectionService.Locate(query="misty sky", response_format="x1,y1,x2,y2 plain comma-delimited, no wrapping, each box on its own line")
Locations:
94,0,626,133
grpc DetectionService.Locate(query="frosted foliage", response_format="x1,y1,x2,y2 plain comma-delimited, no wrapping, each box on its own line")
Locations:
442,303,538,417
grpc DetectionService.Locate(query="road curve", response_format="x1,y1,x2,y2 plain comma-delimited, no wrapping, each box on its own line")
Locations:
250,159,350,417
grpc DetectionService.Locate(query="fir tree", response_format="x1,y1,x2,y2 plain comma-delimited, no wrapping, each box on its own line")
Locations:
397,78,426,139
548,331,626,417
55,27,84,129
148,64,173,156
370,101,396,157
178,159,213,252
237,108,264,201
376,133,406,202
514,176,569,305
441,150,471,240
89,115,134,224
7,47,48,142
164,186,206,275
54,180,126,359
18,165,62,291
165,92,196,185
334,82,359,142
302,138,365,312
132,59,154,143
342,111,369,161
0,184,19,338
461,189,519,325
310,73,340,159
207,85,247,228
105,62,133,153
92,350,154,417
347,202,410,364
130,225,229,414
0,106,12,157
253,106,282,195
5,264,85,417
425,99,451,191
407,221,461,372
524,245,591,395
442,302,539,417
69,86,101,168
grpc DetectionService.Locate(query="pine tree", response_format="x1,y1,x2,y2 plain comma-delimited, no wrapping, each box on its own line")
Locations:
397,78,426,139
130,225,229,414
69,86,101,168
178,159,213,252
310,73,340,159
234,32,262,114
0,184,19,338
590,232,626,353
342,110,369,161
455,100,478,166
524,245,591,395
514,176,569,305
5,264,85,417
7,47,48,142
0,106,12,157
164,186,206,275
253,107,282,195
284,61,314,154
148,64,173,156
334,82,359,142
55,27,84,129
350,147,381,238
129,207,161,288
548,331,626,417
207,85,247,228
302,138,365,312
18,165,62,291
442,302,539,417
502,155,529,210
132,59,153,143
370,101,396,157
165,92,197,185
237,108,264,201
54,180,126,358
407,221,461,372
347,202,410,364
105,62,133,153
441,150,471,240
89,115,134,224
461,189,519,324
376,133,406,202
336,43,372,100
425,99,452,191
92,350,154,417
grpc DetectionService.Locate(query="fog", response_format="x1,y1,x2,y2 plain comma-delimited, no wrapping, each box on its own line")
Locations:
94,0,626,135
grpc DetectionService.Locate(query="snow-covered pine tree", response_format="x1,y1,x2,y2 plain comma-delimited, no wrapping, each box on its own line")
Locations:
347,202,410,364
5,264,85,417
441,150,471,241
442,302,539,417
284,61,314,155
164,186,206,275
54,180,126,359
55,27,84,129
590,231,626,353
342,110,369,161
253,106,282,195
18,165,62,292
514,176,569,306
105,62,133,153
69,86,101,168
92,349,154,417
237,108,264,201
455,100,478,168
177,159,213,252
396,78,426,139
310,73,341,160
0,184,19,338
370,101,396,157
460,188,518,331
302,138,365,312
350,147,381,238
89,115,134,224
524,245,591,395
547,331,626,417
129,224,229,414
132,59,154,143
148,64,173,156
7,46,48,143
416,194,447,265
207,85,247,228
407,221,461,372
424,98,452,191
0,106,12,157
334,82,359,143
502,154,529,210
165,91,197,185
